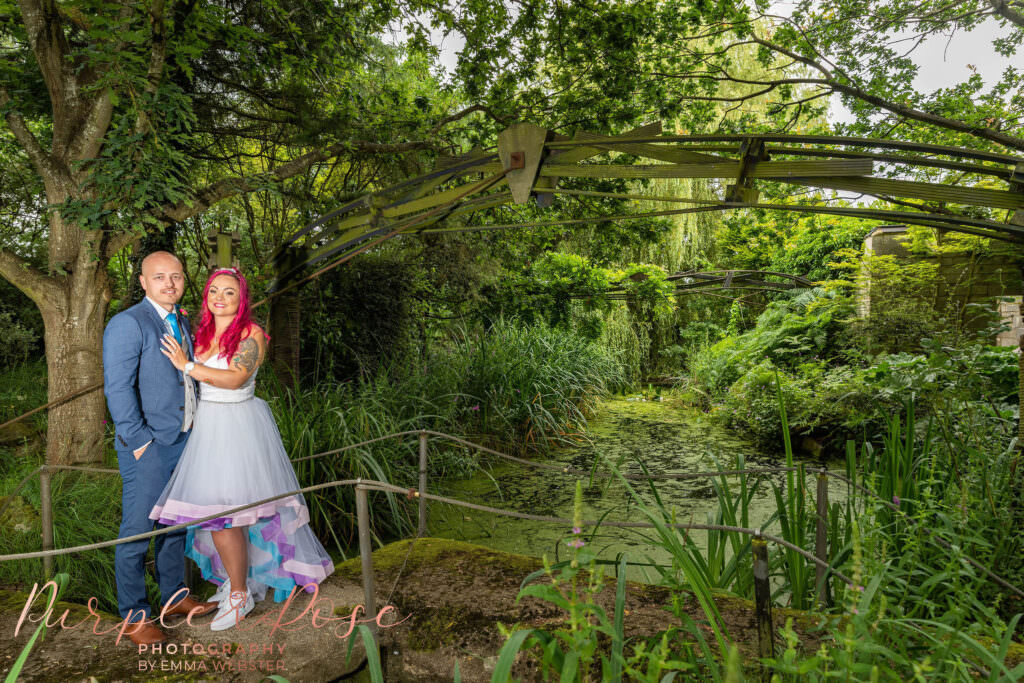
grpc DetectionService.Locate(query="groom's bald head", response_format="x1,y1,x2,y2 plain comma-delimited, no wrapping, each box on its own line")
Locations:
141,251,182,276
139,251,185,311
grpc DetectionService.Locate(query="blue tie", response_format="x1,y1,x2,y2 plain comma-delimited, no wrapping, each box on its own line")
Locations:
166,311,183,345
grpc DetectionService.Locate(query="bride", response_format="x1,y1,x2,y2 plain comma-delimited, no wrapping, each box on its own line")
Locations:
150,267,334,631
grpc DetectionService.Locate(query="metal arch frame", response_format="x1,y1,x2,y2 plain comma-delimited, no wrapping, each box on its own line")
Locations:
267,122,1024,292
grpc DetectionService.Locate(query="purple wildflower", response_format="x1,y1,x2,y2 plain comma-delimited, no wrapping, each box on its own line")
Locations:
567,538,585,549
893,495,900,506
571,526,582,535
470,405,480,412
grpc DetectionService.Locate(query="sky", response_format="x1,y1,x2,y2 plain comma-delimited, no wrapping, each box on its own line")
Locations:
831,18,1012,123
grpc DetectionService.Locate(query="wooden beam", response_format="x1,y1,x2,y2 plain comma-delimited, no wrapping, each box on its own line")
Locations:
572,130,725,164
544,134,1020,165
492,159,874,180
785,176,1024,210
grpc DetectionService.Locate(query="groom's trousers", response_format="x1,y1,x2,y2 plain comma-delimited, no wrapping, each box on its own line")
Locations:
114,430,189,621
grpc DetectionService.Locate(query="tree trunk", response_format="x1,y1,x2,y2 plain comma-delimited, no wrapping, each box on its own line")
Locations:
40,263,111,465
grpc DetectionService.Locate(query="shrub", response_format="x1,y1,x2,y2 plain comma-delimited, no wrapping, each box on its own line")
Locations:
687,288,853,403
721,362,809,446
0,311,39,371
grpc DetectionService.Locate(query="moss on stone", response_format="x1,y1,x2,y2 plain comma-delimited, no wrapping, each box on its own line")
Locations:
406,605,470,651
336,537,541,581
0,588,117,623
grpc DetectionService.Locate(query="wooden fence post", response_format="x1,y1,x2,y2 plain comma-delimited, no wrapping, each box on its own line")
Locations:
418,432,428,537
356,484,377,642
39,468,53,578
752,532,774,674
815,468,830,607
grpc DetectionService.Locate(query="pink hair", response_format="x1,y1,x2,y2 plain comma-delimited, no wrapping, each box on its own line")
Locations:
193,268,257,361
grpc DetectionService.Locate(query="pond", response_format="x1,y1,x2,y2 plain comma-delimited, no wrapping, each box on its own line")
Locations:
428,394,846,581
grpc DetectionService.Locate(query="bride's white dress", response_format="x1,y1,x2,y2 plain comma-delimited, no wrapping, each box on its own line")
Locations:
150,354,333,602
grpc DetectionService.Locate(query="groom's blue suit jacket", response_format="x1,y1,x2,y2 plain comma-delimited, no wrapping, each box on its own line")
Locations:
103,299,196,452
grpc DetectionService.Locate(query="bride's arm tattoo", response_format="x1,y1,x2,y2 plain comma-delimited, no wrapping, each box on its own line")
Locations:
231,337,261,372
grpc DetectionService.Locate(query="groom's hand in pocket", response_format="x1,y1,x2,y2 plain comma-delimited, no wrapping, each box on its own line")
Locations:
133,440,152,460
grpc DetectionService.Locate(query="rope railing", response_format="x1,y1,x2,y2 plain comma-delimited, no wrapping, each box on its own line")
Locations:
358,480,857,587
0,474,854,590
4,428,1022,602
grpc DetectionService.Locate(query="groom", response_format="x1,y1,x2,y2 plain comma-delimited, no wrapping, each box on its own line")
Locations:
103,251,217,645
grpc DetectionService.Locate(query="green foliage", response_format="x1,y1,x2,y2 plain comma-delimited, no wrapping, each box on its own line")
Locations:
847,251,951,355
0,466,119,613
493,486,716,681
688,288,853,403
528,253,613,332
0,281,41,370
717,212,874,283
0,311,37,371
271,319,622,544
300,253,418,384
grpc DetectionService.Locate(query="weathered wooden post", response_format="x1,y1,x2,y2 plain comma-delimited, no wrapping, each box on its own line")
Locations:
815,468,830,607
268,245,305,389
752,531,774,672
356,483,377,642
206,226,240,269
418,432,428,537
39,468,53,577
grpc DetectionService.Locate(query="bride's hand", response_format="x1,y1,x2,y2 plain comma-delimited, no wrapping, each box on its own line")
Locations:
160,334,189,371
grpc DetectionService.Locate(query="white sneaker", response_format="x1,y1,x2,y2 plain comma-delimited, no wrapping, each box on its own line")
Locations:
211,578,231,604
210,590,253,631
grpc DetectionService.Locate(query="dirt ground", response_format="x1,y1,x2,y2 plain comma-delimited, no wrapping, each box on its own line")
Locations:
4,537,1013,682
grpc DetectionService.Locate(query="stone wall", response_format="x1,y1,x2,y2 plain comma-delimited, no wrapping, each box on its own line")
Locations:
859,225,1024,345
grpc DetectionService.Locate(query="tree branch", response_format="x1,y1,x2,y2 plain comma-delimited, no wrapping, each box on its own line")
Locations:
989,0,1024,28
654,34,1024,153
135,0,167,136
157,139,438,223
17,0,72,144
68,92,113,165
428,104,508,134
102,230,141,260
0,247,56,306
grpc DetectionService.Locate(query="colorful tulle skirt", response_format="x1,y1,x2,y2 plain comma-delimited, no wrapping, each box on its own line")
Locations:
150,396,334,602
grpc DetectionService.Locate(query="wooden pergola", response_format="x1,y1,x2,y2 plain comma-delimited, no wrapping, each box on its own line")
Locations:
270,121,1024,290
261,122,1024,380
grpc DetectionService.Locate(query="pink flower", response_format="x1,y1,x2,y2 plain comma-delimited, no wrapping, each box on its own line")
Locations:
567,538,585,549
469,405,480,412
893,495,900,506
178,307,188,316
571,526,582,535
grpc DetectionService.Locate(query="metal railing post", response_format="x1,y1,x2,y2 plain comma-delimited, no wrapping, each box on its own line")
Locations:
752,531,774,675
418,431,428,537
815,468,830,607
355,483,377,642
39,467,54,578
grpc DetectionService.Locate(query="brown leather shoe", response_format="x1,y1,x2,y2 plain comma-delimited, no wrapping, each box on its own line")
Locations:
162,594,219,619
127,620,166,645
